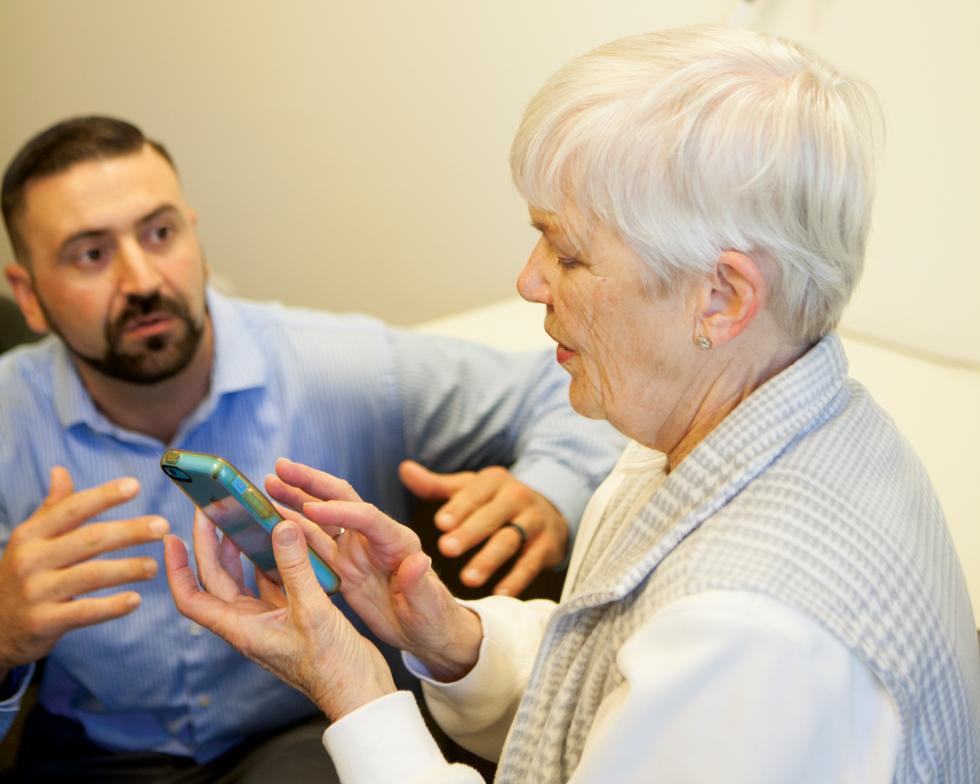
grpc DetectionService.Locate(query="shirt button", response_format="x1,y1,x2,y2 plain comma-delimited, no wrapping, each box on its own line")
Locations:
199,695,211,707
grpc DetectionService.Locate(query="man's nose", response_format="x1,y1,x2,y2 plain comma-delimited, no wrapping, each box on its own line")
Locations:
116,239,163,295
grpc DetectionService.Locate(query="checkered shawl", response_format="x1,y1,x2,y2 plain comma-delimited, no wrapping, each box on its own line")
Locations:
494,335,980,783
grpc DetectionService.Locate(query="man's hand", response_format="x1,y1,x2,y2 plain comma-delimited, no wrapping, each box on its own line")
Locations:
0,467,169,678
398,461,568,596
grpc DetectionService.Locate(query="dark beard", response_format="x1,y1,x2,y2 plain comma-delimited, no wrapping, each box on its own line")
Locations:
42,291,205,385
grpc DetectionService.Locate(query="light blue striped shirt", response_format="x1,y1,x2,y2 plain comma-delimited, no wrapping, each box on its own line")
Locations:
0,290,623,761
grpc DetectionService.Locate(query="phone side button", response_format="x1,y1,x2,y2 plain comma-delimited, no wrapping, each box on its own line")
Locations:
241,488,274,518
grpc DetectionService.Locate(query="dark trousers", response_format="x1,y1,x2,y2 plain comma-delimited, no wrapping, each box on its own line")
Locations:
0,706,339,784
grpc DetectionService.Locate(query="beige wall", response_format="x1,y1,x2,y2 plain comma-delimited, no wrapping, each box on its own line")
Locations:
1,0,979,367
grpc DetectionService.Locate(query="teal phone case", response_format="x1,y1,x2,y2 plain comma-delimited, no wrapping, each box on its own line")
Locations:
161,449,340,594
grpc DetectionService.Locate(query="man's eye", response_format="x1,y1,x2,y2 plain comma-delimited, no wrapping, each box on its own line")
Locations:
556,257,580,270
75,246,105,265
144,223,175,246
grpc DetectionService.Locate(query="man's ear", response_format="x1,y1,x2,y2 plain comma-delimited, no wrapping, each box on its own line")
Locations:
695,251,767,347
4,262,49,334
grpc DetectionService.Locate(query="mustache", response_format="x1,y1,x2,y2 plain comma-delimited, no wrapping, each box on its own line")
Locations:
107,292,193,342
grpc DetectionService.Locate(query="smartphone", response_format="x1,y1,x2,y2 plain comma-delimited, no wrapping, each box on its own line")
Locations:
160,449,340,594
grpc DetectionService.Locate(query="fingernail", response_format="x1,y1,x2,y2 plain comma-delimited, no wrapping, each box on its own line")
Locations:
275,525,299,545
118,478,140,496
441,536,459,555
462,568,481,584
125,593,141,608
435,512,455,526
494,586,512,596
149,517,169,536
144,559,159,577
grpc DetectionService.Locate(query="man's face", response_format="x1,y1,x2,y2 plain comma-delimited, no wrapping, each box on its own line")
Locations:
6,145,208,384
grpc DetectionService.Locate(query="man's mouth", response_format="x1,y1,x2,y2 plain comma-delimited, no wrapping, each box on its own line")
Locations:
124,312,176,337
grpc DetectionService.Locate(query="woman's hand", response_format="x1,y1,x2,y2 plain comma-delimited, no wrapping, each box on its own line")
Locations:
164,510,396,721
267,458,484,682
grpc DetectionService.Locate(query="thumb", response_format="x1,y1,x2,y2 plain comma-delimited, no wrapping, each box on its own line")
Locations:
393,551,451,612
398,460,468,501
272,522,327,605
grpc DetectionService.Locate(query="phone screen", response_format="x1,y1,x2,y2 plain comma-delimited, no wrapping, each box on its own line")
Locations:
200,494,281,577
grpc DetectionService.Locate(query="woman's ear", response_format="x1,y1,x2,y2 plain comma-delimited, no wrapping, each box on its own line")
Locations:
695,251,768,348
4,262,49,334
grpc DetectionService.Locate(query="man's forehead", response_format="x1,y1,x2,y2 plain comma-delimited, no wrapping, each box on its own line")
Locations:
20,145,183,236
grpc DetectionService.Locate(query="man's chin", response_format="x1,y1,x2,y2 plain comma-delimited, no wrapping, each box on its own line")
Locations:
81,331,203,385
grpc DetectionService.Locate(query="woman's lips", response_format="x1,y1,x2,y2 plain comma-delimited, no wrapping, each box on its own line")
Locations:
556,344,576,364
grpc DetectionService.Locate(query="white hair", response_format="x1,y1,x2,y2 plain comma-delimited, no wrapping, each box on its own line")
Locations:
510,25,882,343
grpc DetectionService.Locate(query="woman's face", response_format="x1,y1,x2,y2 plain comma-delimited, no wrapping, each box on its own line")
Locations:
517,206,698,446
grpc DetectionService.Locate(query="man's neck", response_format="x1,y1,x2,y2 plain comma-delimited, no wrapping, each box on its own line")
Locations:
72,317,215,445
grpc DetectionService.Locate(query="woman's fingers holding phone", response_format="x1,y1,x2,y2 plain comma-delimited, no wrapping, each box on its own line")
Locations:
192,511,250,602
273,459,362,504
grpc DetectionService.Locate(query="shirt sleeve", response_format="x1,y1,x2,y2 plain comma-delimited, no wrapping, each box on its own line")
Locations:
323,692,484,784
566,590,901,783
322,594,557,784
0,662,35,740
405,596,556,761
390,329,624,535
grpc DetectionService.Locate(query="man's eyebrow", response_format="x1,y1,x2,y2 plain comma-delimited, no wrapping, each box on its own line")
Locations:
137,204,180,225
59,228,110,253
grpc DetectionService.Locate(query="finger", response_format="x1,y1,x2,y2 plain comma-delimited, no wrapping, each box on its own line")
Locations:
271,522,330,612
255,567,287,607
265,475,320,514
270,496,344,538
391,550,434,597
437,490,519,558
218,530,246,589
44,466,75,507
192,511,244,601
302,500,420,564
492,540,559,597
431,467,510,535
39,556,160,602
38,515,169,570
273,458,362,503
397,461,470,503
457,524,526,588
295,517,340,566
42,591,143,634
25,477,144,540
164,535,245,636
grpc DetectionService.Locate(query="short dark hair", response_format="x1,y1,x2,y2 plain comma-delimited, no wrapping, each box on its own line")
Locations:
1,116,176,263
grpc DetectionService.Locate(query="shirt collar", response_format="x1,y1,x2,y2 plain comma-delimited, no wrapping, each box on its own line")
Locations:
51,288,268,440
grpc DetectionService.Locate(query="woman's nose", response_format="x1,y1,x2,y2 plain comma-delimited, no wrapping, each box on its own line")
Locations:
516,239,551,305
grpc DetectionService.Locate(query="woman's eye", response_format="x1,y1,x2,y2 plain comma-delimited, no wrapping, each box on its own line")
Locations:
557,257,580,270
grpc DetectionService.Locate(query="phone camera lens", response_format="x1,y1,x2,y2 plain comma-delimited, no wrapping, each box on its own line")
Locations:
164,465,192,483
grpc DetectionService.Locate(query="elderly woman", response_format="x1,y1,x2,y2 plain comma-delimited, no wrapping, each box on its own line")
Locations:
165,25,979,783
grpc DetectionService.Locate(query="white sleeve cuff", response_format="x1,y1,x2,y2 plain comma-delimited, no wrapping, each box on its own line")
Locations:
322,691,452,783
